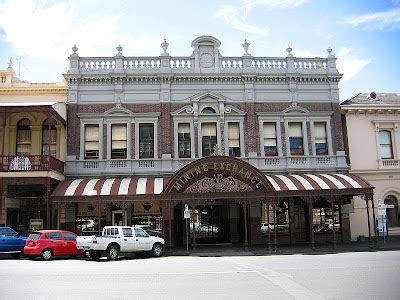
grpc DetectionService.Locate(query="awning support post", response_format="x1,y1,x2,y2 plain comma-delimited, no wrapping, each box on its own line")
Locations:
274,199,278,252
370,195,377,248
308,196,315,250
331,196,337,250
365,196,372,248
242,199,249,250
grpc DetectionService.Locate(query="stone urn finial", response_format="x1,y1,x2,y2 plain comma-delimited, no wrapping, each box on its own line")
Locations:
7,57,13,70
242,39,250,55
72,45,78,54
327,46,333,56
286,46,293,57
116,44,123,56
161,38,169,54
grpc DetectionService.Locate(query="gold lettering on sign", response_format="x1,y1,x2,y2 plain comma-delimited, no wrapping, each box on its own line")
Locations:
171,161,264,192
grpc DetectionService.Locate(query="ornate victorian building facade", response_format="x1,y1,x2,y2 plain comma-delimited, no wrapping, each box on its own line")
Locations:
342,93,400,240
54,36,373,248
0,60,67,232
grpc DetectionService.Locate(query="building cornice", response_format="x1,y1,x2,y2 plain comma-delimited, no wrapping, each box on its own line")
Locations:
0,86,68,95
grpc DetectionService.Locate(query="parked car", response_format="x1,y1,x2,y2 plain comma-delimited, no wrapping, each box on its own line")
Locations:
0,227,27,258
24,230,83,260
76,226,165,260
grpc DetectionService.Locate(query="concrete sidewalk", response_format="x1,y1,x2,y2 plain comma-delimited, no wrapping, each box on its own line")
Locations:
167,236,400,257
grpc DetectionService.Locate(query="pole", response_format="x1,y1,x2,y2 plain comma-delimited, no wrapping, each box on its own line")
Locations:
186,217,189,253
382,214,386,247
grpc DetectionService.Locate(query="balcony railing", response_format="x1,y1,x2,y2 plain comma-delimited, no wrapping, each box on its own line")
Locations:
65,154,348,176
0,155,64,173
379,159,400,169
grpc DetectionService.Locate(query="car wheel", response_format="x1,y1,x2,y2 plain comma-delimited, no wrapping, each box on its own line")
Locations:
152,243,163,257
41,249,53,261
106,245,119,261
89,252,102,260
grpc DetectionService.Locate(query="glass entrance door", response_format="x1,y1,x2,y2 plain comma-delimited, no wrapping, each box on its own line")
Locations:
294,201,308,242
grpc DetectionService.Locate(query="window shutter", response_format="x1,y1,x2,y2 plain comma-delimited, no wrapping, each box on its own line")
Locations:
112,124,127,140
178,123,190,134
85,125,99,141
288,123,302,137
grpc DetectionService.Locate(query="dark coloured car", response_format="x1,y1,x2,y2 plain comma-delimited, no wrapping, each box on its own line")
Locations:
0,227,27,258
24,230,84,260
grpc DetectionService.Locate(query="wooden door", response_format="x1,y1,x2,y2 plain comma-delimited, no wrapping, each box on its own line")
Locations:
294,203,308,242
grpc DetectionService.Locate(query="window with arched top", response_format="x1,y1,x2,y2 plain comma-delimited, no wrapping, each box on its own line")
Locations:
201,107,216,114
16,118,32,155
42,119,57,156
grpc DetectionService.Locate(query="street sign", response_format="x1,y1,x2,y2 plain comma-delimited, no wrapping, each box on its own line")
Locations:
184,210,190,219
385,204,394,209
377,203,386,216
184,204,190,219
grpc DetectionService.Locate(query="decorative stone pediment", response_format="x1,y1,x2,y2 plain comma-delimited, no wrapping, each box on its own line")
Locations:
189,90,226,103
283,103,309,115
171,105,194,116
224,105,246,116
103,106,134,117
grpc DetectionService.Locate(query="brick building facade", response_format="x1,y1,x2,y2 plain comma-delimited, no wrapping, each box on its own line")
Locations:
53,36,374,248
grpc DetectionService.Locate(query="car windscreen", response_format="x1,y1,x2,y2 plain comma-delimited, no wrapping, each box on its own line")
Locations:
27,233,42,240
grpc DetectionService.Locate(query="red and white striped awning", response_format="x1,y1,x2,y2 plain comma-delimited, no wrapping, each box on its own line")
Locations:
52,173,372,197
265,173,371,192
52,177,167,197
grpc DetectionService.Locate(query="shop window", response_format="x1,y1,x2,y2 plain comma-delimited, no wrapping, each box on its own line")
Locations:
84,124,99,159
379,130,393,159
201,123,217,157
263,123,278,156
42,118,57,156
288,122,304,155
16,118,31,156
312,199,340,232
228,122,240,157
111,124,127,159
139,123,154,158
178,123,191,158
261,201,289,234
314,122,328,155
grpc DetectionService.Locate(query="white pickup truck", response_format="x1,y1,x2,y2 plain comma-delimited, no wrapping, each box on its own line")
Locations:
76,226,165,260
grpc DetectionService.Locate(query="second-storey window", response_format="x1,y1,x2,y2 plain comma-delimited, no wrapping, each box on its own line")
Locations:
263,123,278,156
202,123,217,157
16,118,31,156
379,130,393,159
84,124,99,159
288,122,304,155
314,122,328,155
139,123,154,158
228,122,240,157
42,119,57,157
178,123,191,158
111,124,127,159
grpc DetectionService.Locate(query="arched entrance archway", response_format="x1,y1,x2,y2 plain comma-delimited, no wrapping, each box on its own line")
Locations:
384,195,399,227
163,156,274,246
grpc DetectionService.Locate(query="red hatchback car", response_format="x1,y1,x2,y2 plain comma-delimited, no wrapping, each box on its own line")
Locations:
24,230,83,260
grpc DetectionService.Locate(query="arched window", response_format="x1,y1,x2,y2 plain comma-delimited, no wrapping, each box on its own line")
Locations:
42,118,57,156
16,118,31,155
384,195,399,227
201,107,216,114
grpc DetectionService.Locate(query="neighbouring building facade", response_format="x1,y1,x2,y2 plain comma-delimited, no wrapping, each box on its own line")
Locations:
341,92,400,240
53,36,374,248
0,60,67,233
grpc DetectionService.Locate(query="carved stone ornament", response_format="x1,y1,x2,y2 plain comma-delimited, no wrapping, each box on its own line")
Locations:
200,52,214,68
184,174,252,193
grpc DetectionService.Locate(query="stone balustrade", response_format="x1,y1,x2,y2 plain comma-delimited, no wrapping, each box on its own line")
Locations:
66,38,338,77
65,154,348,176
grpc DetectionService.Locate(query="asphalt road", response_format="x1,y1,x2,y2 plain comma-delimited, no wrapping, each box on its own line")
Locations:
1,251,399,300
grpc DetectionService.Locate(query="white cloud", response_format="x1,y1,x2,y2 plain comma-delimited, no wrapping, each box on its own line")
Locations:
215,0,309,34
336,48,371,81
344,8,400,30
0,0,164,61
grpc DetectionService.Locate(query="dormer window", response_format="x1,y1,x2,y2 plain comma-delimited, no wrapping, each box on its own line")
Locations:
201,107,216,114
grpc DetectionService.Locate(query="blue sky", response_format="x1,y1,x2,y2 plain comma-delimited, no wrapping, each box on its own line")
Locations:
0,0,399,101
